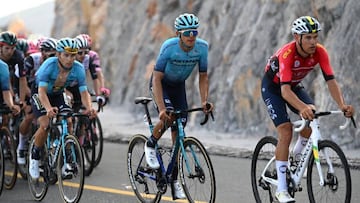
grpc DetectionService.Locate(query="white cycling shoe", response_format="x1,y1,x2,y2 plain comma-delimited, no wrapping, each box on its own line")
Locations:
275,191,295,203
172,180,186,199
29,158,40,179
144,141,160,169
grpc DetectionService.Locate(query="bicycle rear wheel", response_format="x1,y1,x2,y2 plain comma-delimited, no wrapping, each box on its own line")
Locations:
179,136,216,203
0,142,4,196
251,136,278,203
92,116,103,167
1,127,17,189
127,134,161,203
307,140,351,203
57,134,84,203
27,136,48,201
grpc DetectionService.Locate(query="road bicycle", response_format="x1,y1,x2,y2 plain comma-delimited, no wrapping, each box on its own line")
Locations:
73,98,105,176
0,106,17,190
251,110,356,203
27,108,85,203
127,97,216,203
73,109,96,176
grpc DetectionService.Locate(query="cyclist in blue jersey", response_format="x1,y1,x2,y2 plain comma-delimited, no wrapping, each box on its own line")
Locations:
144,13,213,200
29,38,96,179
0,59,20,114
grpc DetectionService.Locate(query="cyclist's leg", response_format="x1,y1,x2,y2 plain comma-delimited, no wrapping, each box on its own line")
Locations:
17,104,34,164
261,76,294,201
287,84,315,163
29,93,51,179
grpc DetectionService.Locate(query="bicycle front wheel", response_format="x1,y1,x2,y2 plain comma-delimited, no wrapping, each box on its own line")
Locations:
307,140,351,203
57,134,84,203
127,134,161,203
251,136,278,203
27,136,48,201
179,136,216,203
1,127,17,189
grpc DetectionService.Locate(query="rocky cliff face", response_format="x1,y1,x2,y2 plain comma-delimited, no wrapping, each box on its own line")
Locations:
53,0,360,148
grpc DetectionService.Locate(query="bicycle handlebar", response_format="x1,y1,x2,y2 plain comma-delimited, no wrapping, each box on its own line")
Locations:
168,104,215,126
293,110,355,132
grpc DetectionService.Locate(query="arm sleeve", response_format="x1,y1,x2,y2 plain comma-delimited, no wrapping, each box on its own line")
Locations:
317,44,335,81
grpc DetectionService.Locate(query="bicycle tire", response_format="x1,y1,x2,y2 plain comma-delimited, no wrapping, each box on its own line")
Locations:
57,134,85,203
1,127,17,189
179,136,216,203
307,140,351,203
76,117,95,176
127,134,161,203
27,136,48,201
251,136,278,203
92,116,103,167
0,142,4,196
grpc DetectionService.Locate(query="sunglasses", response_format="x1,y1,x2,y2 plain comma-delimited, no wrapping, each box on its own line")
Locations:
64,47,78,54
179,29,198,37
77,50,89,55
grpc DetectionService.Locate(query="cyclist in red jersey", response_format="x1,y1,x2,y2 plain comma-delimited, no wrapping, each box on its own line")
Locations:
261,16,354,203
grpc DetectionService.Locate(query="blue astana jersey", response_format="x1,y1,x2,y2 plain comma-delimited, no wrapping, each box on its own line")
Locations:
35,57,87,95
0,59,10,91
155,37,208,85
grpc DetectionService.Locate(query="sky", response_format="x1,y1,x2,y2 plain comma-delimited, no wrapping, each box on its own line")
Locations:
0,0,54,18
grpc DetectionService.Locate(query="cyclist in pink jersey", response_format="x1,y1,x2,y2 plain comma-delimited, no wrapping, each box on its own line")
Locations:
261,16,354,203
76,34,110,101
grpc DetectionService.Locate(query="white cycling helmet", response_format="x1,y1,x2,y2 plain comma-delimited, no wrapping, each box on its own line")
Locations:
174,13,199,30
291,16,321,34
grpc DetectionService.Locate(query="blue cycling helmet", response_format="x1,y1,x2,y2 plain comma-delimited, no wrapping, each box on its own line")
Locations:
56,37,78,54
291,16,321,34
174,13,199,30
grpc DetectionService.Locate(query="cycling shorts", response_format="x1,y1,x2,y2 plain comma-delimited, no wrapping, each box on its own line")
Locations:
31,92,71,118
261,75,314,127
149,79,188,131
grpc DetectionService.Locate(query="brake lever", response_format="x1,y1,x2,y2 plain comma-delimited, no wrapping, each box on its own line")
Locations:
351,116,357,128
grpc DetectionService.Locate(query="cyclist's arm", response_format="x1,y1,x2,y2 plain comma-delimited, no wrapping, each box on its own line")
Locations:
326,79,353,116
3,90,15,109
199,72,209,105
152,70,166,112
38,86,52,112
80,89,92,111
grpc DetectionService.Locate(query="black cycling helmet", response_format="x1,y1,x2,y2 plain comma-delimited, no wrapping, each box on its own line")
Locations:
16,38,29,53
0,31,17,46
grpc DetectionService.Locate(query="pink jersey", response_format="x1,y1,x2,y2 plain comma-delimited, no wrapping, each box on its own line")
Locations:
265,41,334,86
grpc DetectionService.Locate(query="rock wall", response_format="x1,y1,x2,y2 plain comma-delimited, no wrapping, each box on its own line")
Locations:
52,0,360,148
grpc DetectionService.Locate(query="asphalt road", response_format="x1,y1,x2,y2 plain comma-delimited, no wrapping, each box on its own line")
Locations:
1,141,360,203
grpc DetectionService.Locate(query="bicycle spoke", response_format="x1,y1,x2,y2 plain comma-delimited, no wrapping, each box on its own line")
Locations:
57,135,84,203
27,136,48,201
251,136,278,203
127,134,161,202
307,140,351,203
179,137,216,203
1,127,17,189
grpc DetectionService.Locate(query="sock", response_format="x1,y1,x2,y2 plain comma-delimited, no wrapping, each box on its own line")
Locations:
18,133,29,150
146,135,157,148
31,146,42,160
292,136,308,162
276,160,288,192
